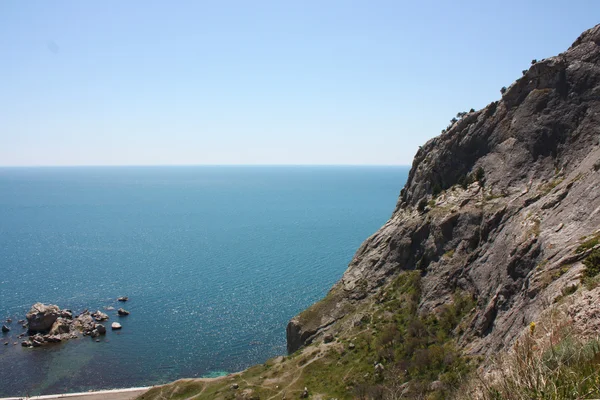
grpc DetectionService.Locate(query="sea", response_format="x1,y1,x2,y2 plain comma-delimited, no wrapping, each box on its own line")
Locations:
0,166,408,397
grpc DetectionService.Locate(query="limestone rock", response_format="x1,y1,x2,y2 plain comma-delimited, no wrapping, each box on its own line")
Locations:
26,303,60,332
286,23,600,357
74,312,96,335
49,318,71,335
111,322,122,330
96,324,106,335
91,310,109,321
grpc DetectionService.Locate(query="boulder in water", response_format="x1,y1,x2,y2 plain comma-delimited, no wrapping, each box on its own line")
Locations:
117,308,130,316
111,322,122,330
1,325,10,333
91,310,109,321
117,296,128,302
26,303,60,332
74,312,96,335
49,318,71,335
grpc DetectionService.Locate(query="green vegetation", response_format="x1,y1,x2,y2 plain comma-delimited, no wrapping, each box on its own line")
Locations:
576,232,600,253
444,249,455,259
467,317,600,399
474,167,485,185
418,198,428,213
457,167,486,190
538,177,564,195
137,271,476,400
583,249,600,279
500,86,507,95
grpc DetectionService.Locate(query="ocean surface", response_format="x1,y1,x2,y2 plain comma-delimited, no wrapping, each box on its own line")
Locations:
0,166,408,397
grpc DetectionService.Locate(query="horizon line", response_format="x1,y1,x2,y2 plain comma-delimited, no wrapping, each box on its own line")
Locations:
0,163,411,168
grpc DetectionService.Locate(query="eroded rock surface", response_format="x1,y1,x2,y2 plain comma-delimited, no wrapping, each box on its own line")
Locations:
287,24,600,355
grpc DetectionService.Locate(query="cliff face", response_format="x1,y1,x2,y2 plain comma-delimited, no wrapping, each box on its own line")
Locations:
287,24,600,355
139,25,600,400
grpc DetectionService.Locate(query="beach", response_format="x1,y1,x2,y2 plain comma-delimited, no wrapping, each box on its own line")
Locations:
0,387,149,400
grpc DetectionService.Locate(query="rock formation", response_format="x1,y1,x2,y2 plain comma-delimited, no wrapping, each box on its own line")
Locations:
287,24,600,355
123,24,600,400
26,303,60,333
17,301,125,347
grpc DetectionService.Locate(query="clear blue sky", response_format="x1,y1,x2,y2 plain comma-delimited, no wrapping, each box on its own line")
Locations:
1,1,598,166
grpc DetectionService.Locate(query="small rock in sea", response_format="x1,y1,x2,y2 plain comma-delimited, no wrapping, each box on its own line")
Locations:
96,324,106,335
17,320,24,324
95,339,100,342
117,308,130,316
117,296,128,302
90,329,100,338
231,383,239,390
111,322,122,330
6,318,12,323
1,325,10,333
44,335,62,343
104,306,115,311
3,342,7,346
91,310,109,321
22,324,27,329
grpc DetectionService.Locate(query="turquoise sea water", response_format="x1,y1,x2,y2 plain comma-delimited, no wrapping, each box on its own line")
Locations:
0,166,408,396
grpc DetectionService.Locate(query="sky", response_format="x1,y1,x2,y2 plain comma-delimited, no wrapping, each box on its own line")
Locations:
1,1,599,166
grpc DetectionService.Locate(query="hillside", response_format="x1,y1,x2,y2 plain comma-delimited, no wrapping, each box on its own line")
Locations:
138,24,600,400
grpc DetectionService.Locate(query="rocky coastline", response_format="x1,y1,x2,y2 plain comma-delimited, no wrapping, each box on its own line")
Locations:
1,299,131,348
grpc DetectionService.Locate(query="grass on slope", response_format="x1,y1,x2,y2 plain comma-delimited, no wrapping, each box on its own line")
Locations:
137,271,476,400
465,314,600,400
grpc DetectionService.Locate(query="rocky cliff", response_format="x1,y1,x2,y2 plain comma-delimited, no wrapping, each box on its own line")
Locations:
139,24,600,400
287,24,600,356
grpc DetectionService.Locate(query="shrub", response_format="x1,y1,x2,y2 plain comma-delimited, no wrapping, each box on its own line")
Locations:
469,108,475,113
465,317,600,400
417,198,428,213
522,70,527,76
531,59,537,65
475,167,485,185
576,233,600,253
500,86,507,95
583,249,600,279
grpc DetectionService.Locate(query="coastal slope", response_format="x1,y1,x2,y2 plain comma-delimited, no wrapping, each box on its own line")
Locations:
138,24,600,400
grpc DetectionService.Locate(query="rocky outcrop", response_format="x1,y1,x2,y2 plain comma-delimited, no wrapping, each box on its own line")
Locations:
16,301,128,348
73,311,96,335
287,24,600,355
26,303,60,332
91,310,109,321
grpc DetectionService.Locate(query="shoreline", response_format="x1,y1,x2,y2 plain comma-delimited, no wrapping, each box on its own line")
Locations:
0,387,150,400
